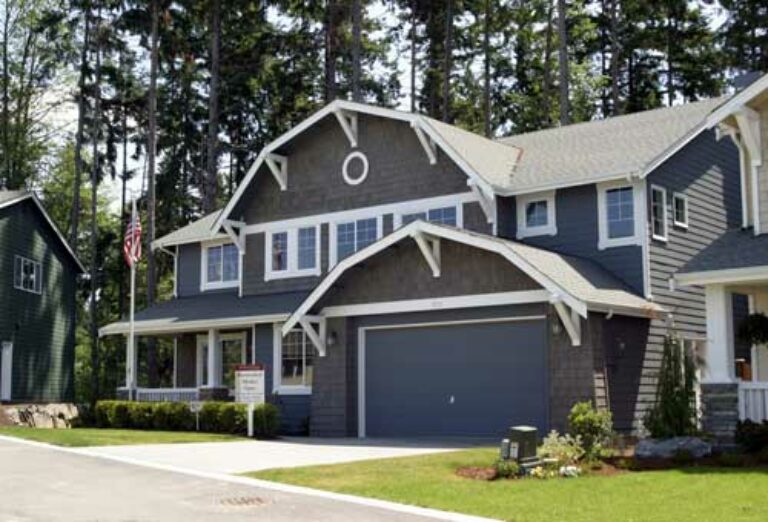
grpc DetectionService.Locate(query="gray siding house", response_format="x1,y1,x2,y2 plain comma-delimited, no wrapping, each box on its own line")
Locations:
0,191,84,403
101,87,751,437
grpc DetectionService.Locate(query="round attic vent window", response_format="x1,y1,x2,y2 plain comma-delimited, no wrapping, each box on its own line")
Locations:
342,151,369,186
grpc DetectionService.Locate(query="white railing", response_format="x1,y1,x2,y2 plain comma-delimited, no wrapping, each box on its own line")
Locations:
739,382,768,422
135,388,199,402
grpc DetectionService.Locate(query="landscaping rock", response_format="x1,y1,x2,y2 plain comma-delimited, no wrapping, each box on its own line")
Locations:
635,437,712,459
0,404,79,429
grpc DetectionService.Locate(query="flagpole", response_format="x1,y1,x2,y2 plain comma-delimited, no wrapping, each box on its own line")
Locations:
128,198,137,400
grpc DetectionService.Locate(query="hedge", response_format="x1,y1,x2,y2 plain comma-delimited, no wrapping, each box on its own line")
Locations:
93,400,279,438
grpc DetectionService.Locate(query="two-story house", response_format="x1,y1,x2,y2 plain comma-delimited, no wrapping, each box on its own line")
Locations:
101,80,750,438
0,190,84,403
676,73,768,438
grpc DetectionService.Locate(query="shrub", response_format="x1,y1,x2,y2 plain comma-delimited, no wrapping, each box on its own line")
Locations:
756,446,768,465
252,403,280,439
644,335,698,438
153,402,195,431
538,430,585,467
128,403,154,430
199,402,247,434
735,420,768,453
671,449,695,466
494,459,520,479
717,453,746,468
568,401,613,460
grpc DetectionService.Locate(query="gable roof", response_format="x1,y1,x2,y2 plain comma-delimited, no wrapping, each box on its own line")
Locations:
282,220,662,334
675,228,768,285
0,190,85,272
497,97,728,195
152,209,226,250
213,100,522,233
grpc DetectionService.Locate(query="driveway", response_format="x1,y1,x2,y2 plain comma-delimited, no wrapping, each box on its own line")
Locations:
83,436,474,473
0,437,493,522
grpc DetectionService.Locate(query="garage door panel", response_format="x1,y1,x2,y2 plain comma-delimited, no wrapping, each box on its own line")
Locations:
364,320,548,438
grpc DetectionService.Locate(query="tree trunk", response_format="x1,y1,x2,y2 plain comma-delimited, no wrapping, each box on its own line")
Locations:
557,0,570,125
89,11,102,404
609,0,620,115
70,8,90,246
442,0,453,123
204,0,221,214
2,1,10,187
542,0,555,128
410,0,417,112
324,0,337,103
146,0,160,387
482,0,491,137
351,0,362,102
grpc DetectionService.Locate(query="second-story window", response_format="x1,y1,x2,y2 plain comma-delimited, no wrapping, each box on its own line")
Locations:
399,206,458,228
333,217,380,265
203,242,239,290
651,185,668,241
598,182,640,250
14,255,42,294
265,225,321,280
516,191,556,238
673,192,689,228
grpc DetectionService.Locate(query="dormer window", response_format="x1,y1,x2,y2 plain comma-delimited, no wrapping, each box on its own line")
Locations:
516,191,557,239
202,242,240,290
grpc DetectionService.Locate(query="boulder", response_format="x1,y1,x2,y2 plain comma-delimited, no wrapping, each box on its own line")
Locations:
635,437,712,459
0,404,79,429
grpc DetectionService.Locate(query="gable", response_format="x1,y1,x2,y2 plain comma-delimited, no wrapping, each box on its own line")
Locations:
231,113,473,225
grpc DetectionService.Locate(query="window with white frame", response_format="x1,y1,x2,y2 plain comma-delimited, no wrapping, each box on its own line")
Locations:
202,242,239,290
598,183,639,249
332,217,380,265
650,185,668,241
398,205,459,228
14,255,42,294
673,192,689,228
516,191,557,238
265,225,321,280
275,328,314,393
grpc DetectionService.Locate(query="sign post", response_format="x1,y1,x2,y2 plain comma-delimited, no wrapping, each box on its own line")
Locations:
235,364,265,438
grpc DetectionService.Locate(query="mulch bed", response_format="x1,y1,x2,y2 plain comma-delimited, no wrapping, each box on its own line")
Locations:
456,466,499,481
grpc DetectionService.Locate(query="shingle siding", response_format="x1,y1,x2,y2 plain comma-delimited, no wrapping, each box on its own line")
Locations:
0,199,77,402
176,243,201,297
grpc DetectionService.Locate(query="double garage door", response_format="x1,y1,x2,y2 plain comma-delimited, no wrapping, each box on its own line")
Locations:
362,318,548,438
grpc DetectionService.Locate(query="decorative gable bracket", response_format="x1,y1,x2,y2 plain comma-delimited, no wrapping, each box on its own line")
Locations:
411,231,441,277
299,315,327,357
550,294,582,347
411,121,437,165
467,179,497,225
265,153,288,191
734,106,763,167
334,108,358,148
222,219,246,254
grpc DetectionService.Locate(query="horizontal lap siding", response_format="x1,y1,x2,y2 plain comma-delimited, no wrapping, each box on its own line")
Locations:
0,201,77,402
639,130,741,433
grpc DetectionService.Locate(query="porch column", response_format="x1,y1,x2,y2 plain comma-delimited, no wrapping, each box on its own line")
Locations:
701,284,739,440
207,328,221,387
125,335,138,397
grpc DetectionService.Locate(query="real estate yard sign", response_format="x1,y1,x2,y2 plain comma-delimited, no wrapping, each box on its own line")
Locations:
235,364,265,405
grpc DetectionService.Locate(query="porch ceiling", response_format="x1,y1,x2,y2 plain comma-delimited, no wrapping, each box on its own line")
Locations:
99,291,310,337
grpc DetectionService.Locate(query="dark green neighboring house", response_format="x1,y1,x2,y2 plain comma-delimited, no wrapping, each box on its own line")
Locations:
0,190,84,403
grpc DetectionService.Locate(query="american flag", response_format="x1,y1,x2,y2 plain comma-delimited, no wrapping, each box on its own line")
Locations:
123,202,142,267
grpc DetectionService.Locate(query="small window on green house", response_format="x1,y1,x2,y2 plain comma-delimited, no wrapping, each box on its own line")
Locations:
14,255,42,294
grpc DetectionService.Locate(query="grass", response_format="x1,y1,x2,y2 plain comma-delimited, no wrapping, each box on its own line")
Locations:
0,426,246,447
249,448,768,522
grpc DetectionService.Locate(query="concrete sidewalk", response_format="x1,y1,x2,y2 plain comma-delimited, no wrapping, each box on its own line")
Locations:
83,437,474,473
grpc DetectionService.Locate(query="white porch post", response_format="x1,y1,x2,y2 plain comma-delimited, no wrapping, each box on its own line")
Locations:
703,284,736,383
125,335,138,393
207,328,221,387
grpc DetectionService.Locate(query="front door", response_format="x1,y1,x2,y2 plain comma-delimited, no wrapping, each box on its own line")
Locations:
1,342,13,401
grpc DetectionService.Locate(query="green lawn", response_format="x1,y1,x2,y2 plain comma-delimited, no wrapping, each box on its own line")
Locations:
0,426,246,447
249,448,768,522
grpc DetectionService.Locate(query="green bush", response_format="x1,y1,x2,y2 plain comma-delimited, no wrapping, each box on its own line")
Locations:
128,403,154,430
671,449,695,466
568,401,613,460
199,402,247,434
735,420,768,453
252,403,280,439
153,402,195,431
717,453,746,468
494,459,520,479
538,430,585,466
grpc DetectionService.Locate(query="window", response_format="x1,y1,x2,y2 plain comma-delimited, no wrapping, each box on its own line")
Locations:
274,327,314,393
331,217,381,265
202,243,239,290
598,182,640,249
651,185,668,241
13,256,42,294
396,205,460,229
265,225,321,280
516,191,557,238
673,193,689,228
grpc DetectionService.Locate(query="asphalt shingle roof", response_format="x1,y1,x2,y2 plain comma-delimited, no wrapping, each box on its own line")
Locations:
679,228,768,274
0,190,28,206
152,210,224,249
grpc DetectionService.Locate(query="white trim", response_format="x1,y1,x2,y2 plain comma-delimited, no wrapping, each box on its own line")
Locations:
329,215,384,269
707,74,768,129
356,315,547,438
272,323,313,395
333,108,358,147
341,151,369,186
264,225,322,281
251,324,257,364
13,255,43,294
516,190,557,239
638,179,653,298
321,290,551,318
552,299,582,346
639,121,710,179
672,192,689,229
172,337,178,388
1,341,12,402
597,179,643,250
265,153,288,191
282,220,589,336
413,231,441,277
676,265,768,287
650,184,668,242
245,192,477,236
199,239,241,292
99,313,289,337
411,121,437,165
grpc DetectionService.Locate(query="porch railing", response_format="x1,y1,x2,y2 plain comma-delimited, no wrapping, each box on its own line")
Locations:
135,387,199,402
739,382,768,423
